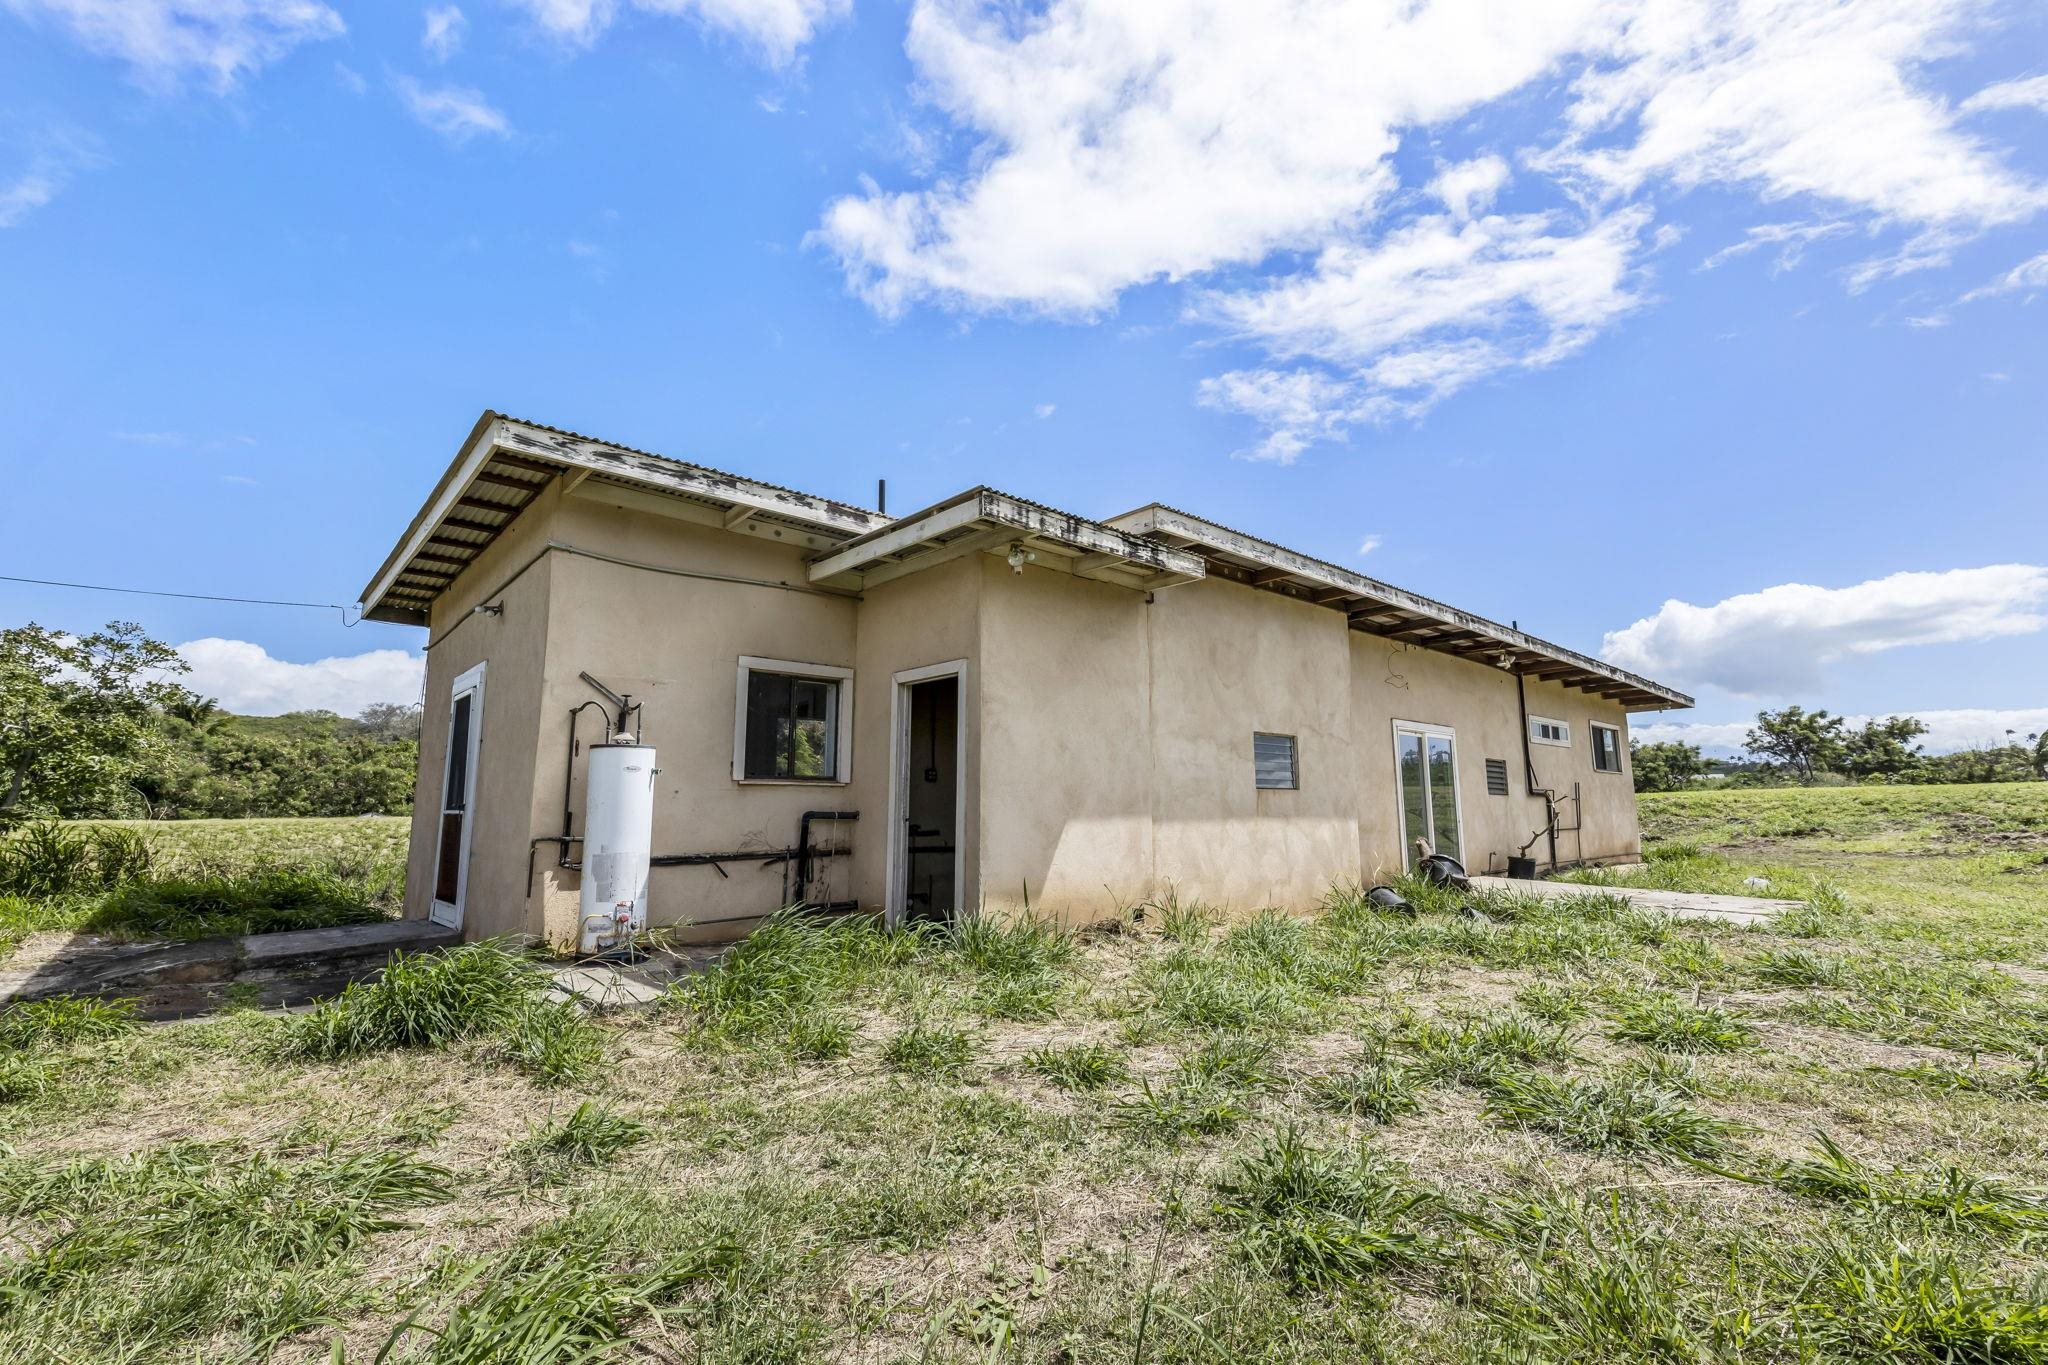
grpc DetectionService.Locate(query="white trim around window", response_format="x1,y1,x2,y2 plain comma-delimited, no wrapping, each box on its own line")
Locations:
1528,714,1571,748
1590,721,1625,774
732,656,854,784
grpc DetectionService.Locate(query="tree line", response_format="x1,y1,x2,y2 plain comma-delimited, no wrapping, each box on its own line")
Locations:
1631,705,2048,794
2,620,419,822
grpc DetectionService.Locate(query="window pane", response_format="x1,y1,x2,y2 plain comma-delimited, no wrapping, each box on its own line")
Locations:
1427,734,1461,862
745,671,838,780
443,694,471,810
1253,732,1296,789
1398,733,1427,871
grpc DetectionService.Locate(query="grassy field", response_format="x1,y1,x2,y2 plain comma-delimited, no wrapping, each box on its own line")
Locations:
0,817,407,953
0,786,2045,1362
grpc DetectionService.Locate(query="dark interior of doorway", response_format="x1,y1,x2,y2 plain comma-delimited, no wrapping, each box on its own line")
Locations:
904,676,958,924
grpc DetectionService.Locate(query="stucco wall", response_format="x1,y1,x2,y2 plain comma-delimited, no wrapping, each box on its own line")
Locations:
976,567,1644,920
404,484,1642,939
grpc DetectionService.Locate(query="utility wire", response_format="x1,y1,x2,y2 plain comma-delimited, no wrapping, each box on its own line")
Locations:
0,573,361,624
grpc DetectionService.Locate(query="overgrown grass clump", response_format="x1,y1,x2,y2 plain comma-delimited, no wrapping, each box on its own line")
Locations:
279,940,601,1085
1606,991,1758,1054
518,1101,647,1169
1213,1128,1441,1293
1768,1132,2048,1237
0,1140,454,1360
1024,1041,1128,1090
1483,1064,1737,1160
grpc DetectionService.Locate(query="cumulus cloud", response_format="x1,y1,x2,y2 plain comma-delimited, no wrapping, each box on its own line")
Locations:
176,639,425,716
392,75,510,144
813,0,2046,461
1600,565,2048,697
1637,709,2048,758
422,4,466,61
502,0,848,65
3,0,345,91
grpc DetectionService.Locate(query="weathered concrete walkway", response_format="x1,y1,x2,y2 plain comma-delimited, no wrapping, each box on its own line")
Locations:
1471,875,1803,927
0,919,460,1018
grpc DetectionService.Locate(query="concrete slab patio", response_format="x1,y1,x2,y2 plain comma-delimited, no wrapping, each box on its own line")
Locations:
1472,875,1804,927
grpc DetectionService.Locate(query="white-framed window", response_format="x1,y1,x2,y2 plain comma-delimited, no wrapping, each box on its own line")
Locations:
1591,722,1624,774
1253,732,1298,790
733,656,852,783
1528,715,1571,747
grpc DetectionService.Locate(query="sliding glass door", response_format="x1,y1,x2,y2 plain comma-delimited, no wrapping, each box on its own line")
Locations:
1394,723,1462,871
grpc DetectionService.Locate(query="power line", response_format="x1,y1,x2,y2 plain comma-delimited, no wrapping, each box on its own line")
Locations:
0,573,360,623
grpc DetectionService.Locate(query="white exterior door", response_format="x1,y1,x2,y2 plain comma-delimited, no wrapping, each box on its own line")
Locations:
430,663,486,928
1393,720,1462,872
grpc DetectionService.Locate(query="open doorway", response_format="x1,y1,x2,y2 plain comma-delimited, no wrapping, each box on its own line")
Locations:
891,662,965,925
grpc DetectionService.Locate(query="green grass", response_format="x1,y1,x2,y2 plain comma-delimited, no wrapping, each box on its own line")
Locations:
0,817,404,950
0,787,2042,1360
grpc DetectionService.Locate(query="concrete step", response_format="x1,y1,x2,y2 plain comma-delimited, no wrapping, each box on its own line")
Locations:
0,919,462,1020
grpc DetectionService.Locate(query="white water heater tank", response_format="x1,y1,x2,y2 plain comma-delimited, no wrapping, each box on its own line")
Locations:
578,741,655,954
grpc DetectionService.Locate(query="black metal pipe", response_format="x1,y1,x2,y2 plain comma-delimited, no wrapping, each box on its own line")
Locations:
1515,669,1560,871
796,810,859,893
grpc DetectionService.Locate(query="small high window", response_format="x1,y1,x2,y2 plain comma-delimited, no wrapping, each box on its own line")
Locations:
1529,716,1571,747
1591,723,1624,774
734,657,852,783
1254,732,1298,790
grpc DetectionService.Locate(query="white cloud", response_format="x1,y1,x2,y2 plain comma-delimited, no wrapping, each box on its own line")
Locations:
503,0,848,65
4,0,344,92
1357,534,1382,555
176,639,425,716
333,60,366,93
1033,402,1056,419
392,75,511,144
1637,709,2048,758
1698,220,1855,275
1960,250,2048,303
815,0,2046,461
1601,564,2048,697
0,126,102,228
422,4,466,61
1961,74,2048,116
1429,156,1510,222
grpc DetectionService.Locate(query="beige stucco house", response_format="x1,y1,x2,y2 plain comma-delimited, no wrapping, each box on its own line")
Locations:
361,413,1692,945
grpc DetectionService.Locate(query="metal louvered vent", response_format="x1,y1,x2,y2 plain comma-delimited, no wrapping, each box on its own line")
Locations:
1485,758,1510,796
1253,732,1298,790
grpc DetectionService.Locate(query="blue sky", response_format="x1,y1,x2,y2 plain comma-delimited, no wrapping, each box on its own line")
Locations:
2,0,2044,755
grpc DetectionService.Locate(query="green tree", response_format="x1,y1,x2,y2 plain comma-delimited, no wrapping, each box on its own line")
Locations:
1840,715,1928,781
0,621,190,820
1630,740,1708,793
1744,705,1846,782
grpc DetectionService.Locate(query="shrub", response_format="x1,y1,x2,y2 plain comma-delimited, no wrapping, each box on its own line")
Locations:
1213,1129,1440,1293
1024,1042,1128,1090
